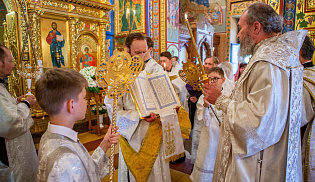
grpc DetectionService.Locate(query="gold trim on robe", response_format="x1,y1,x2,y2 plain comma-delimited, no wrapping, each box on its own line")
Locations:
119,118,163,182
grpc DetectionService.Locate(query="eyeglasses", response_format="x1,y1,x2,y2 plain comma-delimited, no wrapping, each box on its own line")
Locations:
209,77,223,83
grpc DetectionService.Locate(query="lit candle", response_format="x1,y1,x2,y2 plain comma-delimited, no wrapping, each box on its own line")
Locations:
211,47,214,57
126,8,129,15
133,9,136,15
184,13,205,74
163,62,166,70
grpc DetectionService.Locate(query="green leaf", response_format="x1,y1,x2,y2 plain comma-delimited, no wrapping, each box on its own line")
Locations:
296,12,305,19
300,20,309,28
87,87,100,93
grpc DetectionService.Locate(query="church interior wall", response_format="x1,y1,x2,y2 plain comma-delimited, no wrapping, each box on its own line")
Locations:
0,0,314,136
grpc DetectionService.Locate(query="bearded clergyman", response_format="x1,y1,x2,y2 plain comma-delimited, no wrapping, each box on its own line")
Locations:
203,3,306,181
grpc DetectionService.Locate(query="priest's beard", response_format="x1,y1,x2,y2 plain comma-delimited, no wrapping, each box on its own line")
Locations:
239,29,255,60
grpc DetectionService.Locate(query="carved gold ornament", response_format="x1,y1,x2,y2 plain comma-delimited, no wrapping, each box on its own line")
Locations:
95,50,143,182
179,59,207,91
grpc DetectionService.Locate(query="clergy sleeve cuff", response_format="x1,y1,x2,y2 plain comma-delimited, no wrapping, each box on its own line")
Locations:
215,94,229,114
21,100,30,108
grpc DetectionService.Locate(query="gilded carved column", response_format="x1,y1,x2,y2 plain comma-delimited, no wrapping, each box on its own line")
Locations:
100,21,107,64
6,12,21,97
69,17,78,70
29,8,43,64
3,20,7,47
20,1,29,54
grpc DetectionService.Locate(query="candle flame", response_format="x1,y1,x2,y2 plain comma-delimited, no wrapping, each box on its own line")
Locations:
133,10,136,14
126,8,129,14
185,13,187,20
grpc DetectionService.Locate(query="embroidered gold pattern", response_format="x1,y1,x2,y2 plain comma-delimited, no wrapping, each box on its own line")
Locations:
119,118,163,182
164,123,176,156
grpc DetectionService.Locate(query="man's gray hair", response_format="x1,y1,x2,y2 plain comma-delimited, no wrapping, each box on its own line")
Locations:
213,57,219,65
246,2,283,35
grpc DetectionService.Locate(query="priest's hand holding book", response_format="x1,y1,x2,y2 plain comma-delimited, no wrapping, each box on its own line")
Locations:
144,112,157,122
144,106,179,122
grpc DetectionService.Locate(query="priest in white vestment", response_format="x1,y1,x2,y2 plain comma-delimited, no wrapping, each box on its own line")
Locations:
105,33,171,182
204,3,306,181
144,36,164,74
299,35,315,182
0,46,38,182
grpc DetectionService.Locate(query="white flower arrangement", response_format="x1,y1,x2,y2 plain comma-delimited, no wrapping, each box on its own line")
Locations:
79,66,100,93
91,103,107,115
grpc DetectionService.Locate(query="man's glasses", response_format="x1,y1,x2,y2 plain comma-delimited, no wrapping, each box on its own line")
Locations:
209,77,223,83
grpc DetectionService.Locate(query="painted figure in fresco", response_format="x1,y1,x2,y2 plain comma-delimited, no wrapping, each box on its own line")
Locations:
80,47,96,69
132,0,141,30
120,0,141,32
46,22,65,68
168,0,178,38
212,3,223,25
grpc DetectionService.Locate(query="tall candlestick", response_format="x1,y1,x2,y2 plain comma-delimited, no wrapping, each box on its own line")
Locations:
184,15,205,75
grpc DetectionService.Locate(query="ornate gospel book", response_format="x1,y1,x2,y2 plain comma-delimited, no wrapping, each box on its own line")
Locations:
130,71,181,118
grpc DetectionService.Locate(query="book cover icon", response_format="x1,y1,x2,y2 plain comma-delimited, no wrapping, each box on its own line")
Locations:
130,71,181,118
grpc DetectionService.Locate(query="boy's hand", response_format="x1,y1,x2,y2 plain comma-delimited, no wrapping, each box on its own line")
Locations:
100,124,120,152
